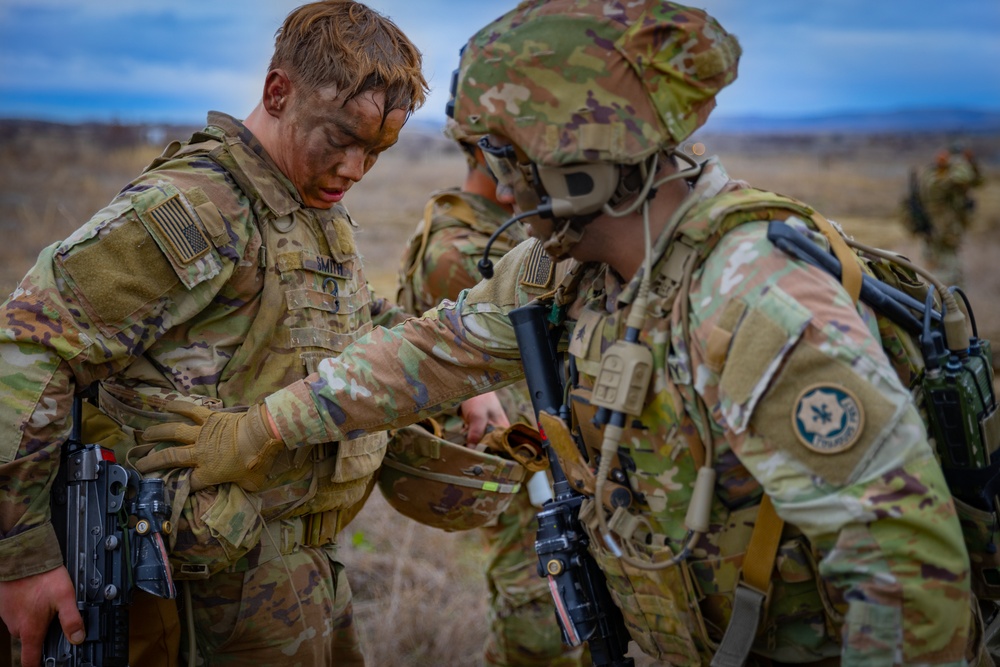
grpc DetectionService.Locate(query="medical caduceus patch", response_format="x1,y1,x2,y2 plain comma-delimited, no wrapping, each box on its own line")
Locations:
792,384,865,455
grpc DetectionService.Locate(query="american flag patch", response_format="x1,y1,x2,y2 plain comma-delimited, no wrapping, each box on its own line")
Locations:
146,195,210,264
520,241,554,289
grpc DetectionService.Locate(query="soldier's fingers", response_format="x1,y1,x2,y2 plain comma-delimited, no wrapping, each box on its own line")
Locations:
161,400,213,424
15,569,83,667
141,422,201,445
133,445,196,473
53,576,86,648
459,393,511,444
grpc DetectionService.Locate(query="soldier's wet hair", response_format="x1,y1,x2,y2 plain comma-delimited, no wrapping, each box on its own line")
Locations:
270,0,428,118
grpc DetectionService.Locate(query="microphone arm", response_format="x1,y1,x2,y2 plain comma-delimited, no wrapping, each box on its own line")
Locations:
477,207,546,279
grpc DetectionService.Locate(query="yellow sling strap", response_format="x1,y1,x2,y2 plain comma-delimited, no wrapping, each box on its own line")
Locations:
711,492,785,667
742,493,783,593
738,213,862,600
810,212,863,303
713,216,861,667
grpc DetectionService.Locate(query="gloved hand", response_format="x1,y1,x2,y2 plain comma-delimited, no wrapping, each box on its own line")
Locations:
135,401,285,492
478,423,549,472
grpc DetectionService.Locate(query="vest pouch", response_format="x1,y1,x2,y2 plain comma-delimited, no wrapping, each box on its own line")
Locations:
332,432,387,484
173,483,264,575
286,434,388,518
588,537,707,665
335,473,378,533
80,400,135,463
686,505,840,663
954,496,1000,601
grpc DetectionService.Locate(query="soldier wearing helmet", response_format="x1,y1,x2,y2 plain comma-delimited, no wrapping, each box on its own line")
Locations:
139,1,980,664
390,109,587,666
906,143,984,287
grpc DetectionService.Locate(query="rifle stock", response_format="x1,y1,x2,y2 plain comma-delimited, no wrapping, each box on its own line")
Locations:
509,301,634,667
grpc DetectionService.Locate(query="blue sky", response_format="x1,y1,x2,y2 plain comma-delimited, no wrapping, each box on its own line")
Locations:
1,0,998,129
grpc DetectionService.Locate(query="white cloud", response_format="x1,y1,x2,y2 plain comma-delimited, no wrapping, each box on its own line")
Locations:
0,0,997,123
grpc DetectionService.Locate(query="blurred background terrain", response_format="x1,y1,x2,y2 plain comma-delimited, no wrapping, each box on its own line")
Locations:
2,119,999,665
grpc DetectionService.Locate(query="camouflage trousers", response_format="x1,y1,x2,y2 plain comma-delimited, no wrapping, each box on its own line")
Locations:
181,543,363,666
481,487,590,667
922,239,965,289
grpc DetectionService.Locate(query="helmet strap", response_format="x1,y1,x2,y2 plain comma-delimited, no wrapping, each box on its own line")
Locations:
541,218,588,261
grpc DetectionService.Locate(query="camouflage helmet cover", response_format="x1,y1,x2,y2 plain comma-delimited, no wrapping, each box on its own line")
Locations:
453,0,741,167
378,420,527,531
443,116,475,145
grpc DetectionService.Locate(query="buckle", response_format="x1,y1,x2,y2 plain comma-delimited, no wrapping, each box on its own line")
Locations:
175,563,211,580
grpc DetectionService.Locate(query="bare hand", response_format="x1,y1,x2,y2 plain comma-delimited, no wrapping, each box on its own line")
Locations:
0,568,84,667
459,391,510,444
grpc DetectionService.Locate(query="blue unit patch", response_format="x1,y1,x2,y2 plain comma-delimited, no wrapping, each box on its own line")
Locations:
792,384,865,454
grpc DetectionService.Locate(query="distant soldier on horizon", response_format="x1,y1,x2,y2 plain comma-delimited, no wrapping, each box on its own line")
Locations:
903,143,984,287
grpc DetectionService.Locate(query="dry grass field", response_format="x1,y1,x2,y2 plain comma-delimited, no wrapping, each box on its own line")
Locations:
2,120,999,666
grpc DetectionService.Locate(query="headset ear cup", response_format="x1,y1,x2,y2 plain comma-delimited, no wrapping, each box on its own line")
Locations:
536,163,619,218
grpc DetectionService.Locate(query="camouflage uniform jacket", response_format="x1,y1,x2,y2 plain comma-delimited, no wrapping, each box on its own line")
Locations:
0,112,402,579
266,158,971,665
396,188,527,316
395,187,536,433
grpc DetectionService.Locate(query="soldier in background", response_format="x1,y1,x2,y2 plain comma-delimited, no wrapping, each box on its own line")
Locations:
0,2,502,666
136,0,981,663
392,116,587,666
904,143,984,287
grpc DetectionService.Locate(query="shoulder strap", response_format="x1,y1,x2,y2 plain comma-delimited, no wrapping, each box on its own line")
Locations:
677,189,863,665
403,191,479,284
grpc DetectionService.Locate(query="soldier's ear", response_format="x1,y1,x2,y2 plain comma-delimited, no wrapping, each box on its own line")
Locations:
263,70,293,117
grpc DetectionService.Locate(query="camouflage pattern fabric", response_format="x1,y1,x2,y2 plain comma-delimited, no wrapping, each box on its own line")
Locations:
267,158,973,665
917,150,984,287
0,112,405,663
396,188,526,315
182,544,363,667
452,0,740,168
379,417,527,532
392,189,587,665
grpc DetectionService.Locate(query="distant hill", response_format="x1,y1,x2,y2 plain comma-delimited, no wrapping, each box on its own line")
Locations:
703,108,1000,135
4,108,1000,149
404,108,1000,138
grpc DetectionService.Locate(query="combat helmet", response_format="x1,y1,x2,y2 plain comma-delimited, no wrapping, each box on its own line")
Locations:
451,0,740,257
378,418,528,531
443,72,486,174
443,117,483,173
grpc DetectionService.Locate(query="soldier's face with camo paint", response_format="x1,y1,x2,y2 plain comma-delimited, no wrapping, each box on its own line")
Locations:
274,84,407,209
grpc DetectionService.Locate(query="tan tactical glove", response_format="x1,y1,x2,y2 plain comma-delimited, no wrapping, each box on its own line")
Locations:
477,423,549,472
134,401,284,492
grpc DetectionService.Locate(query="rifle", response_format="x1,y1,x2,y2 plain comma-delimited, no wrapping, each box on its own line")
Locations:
509,301,635,667
43,394,176,667
906,169,933,237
